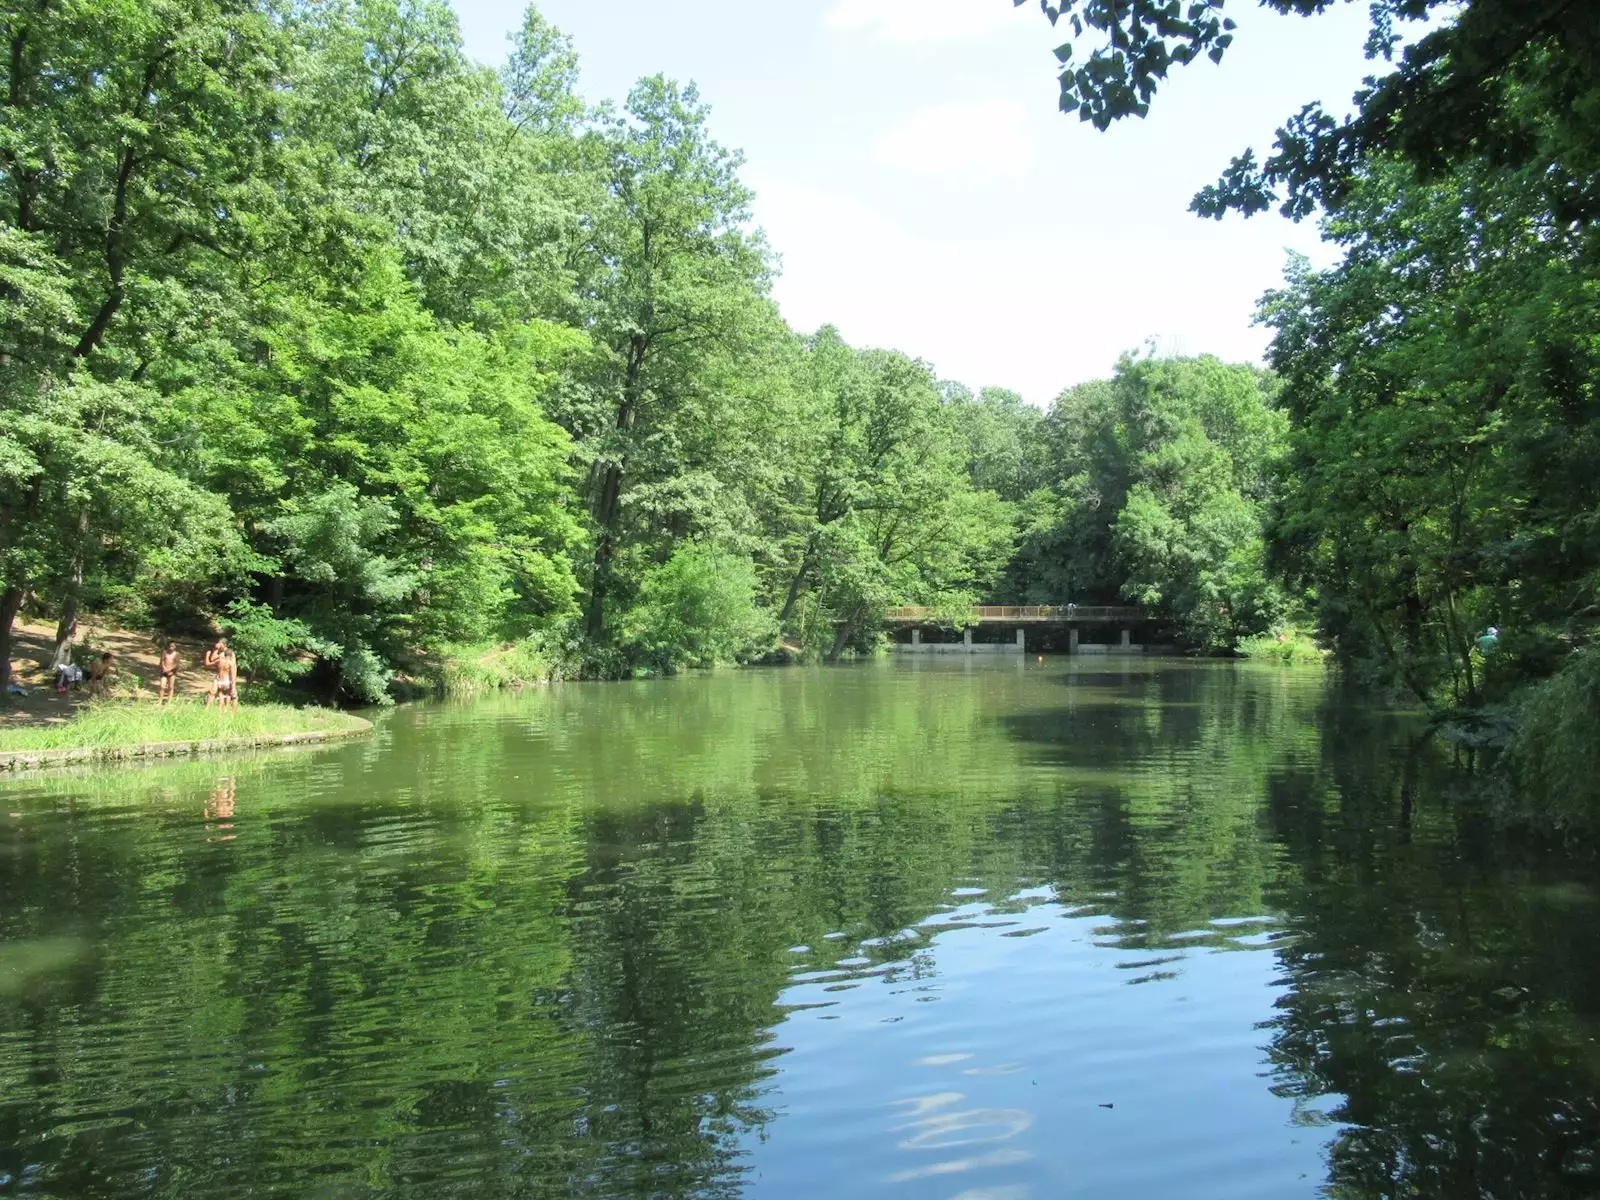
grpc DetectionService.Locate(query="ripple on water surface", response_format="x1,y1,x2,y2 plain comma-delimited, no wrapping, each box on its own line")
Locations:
2,659,1597,1199
752,883,1326,1200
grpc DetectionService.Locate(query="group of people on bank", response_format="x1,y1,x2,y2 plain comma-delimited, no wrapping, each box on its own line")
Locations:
47,637,242,708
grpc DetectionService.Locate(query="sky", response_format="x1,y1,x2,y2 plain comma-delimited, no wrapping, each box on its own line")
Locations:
449,0,1382,404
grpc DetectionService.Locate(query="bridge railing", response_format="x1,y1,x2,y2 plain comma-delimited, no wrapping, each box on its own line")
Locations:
883,605,1142,623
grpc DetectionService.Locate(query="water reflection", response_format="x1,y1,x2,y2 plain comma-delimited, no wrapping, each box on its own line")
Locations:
0,659,1595,1198
202,775,236,841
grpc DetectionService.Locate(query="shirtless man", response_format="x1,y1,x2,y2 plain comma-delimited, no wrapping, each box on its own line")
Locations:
157,642,180,704
87,652,115,697
204,639,238,711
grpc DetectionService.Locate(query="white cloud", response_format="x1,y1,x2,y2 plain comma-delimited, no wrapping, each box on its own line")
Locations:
872,101,1035,175
823,0,1023,45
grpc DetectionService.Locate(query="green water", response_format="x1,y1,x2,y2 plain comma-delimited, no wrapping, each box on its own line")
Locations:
1,659,1597,1199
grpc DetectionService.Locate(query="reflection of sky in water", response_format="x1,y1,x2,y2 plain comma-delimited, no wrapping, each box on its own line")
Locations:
747,888,1335,1200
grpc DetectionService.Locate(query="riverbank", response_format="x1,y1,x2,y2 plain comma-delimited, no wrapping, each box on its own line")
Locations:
2,619,232,728
0,702,372,772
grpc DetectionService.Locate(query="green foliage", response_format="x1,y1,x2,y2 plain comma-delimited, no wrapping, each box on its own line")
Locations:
1261,149,1600,711
435,639,557,696
220,599,327,685
619,545,776,672
772,334,1018,659
0,0,1359,703
268,484,415,704
1235,629,1326,666
566,74,775,642
1020,2,1600,224
1500,650,1600,832
1004,354,1290,650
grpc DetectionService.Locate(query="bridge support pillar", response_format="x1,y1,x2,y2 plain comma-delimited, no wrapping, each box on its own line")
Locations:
1120,628,1131,649
1069,627,1079,654
962,628,973,648
1015,628,1025,651
911,628,921,646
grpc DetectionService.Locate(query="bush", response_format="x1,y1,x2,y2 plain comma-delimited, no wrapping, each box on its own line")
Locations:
435,638,555,696
619,545,776,673
1501,649,1600,832
221,599,331,685
1235,628,1326,665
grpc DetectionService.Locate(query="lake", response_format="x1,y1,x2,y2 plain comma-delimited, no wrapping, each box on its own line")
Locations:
2,658,1597,1198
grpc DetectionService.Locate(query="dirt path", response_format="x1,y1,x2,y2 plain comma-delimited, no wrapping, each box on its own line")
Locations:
3,620,221,729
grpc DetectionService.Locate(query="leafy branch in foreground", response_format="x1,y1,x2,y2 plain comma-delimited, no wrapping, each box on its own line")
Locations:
1016,1,1600,222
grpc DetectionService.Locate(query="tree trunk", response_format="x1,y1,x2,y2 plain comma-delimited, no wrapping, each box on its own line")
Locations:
826,603,864,663
52,507,90,667
584,521,617,640
584,459,625,639
777,540,817,626
583,334,646,640
0,584,23,692
52,594,79,668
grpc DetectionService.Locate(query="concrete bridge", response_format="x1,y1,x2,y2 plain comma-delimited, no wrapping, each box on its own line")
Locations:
883,605,1163,655
884,605,1142,624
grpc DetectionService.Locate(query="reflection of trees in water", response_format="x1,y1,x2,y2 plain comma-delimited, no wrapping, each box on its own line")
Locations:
1259,712,1600,1199
3,665,1598,1196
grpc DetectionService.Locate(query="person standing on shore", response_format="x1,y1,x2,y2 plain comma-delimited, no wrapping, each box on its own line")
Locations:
204,639,237,711
88,652,115,697
158,642,181,704
216,646,239,712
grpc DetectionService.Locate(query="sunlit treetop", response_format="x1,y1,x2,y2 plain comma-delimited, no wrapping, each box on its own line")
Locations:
1016,0,1600,221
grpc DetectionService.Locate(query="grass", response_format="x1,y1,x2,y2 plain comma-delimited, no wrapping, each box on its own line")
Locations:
0,700,368,753
1234,629,1328,665
435,639,556,697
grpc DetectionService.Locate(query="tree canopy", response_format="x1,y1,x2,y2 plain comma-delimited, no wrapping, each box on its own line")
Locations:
2,0,1079,691
1018,0,1600,221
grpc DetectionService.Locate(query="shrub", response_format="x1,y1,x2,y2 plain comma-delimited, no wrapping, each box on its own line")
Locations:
1235,629,1326,665
436,638,555,696
619,545,776,672
221,599,331,685
1501,649,1600,832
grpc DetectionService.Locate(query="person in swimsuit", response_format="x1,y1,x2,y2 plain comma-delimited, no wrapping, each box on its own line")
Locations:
87,652,115,697
205,639,234,710
215,647,239,712
158,642,180,704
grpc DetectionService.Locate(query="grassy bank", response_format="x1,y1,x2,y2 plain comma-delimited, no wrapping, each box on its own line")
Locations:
0,700,368,754
1235,629,1327,665
433,640,559,697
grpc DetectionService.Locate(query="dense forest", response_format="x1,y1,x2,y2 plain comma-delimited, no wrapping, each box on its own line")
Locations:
0,0,1289,697
2,0,1597,818
1015,0,1600,824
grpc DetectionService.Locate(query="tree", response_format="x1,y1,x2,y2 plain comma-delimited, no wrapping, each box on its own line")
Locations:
619,543,776,671
1016,1,1600,221
1002,354,1287,645
571,75,772,642
780,345,1016,658
0,0,287,678
287,0,580,328
176,248,586,699
945,385,1051,502
0,227,79,687
1260,149,1600,709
